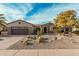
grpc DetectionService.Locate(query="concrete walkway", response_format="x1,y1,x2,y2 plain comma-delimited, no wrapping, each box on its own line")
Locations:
0,49,79,56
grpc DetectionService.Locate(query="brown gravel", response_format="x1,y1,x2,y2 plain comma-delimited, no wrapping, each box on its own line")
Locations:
7,34,79,49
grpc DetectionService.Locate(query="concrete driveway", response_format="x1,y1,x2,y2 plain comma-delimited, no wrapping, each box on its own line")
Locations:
0,35,26,49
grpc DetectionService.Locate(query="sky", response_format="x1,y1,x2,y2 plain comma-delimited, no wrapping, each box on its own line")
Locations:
0,3,79,24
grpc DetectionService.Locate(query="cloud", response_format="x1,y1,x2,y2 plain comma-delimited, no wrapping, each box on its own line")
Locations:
0,3,33,22
27,3,79,24
26,3,53,17
0,3,79,24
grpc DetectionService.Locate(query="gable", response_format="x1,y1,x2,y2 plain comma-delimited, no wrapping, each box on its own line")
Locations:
7,20,35,27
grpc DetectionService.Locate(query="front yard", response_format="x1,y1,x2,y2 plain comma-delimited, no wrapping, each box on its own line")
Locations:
6,34,79,49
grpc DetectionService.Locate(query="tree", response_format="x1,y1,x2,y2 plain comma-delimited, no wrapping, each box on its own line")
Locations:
0,14,7,34
54,10,77,33
0,14,6,26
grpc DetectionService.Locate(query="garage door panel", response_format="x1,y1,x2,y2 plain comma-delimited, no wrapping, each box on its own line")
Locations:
11,28,29,35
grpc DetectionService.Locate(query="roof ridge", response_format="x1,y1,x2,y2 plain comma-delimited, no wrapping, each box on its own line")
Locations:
7,19,35,26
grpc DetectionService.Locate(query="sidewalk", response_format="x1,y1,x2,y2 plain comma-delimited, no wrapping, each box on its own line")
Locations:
0,49,79,56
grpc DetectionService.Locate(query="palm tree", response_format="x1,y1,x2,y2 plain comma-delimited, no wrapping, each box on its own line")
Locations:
0,14,7,35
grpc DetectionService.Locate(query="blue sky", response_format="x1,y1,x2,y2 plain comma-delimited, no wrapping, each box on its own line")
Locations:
0,3,79,24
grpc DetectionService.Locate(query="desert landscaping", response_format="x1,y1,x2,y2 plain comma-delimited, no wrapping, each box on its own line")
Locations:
1,33,79,56
6,33,79,49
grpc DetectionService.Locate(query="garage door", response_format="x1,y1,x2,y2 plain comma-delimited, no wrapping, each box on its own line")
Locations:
11,28,29,35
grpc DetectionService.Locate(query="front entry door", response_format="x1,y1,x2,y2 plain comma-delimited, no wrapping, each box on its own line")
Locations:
44,27,47,33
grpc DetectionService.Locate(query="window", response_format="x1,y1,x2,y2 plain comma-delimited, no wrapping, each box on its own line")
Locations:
19,22,21,24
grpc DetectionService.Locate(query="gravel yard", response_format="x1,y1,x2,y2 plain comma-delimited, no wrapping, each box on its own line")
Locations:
7,34,79,49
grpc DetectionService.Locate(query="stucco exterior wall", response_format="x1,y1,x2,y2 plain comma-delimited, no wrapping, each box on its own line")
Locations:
41,23,54,33
7,20,34,28
7,20,35,35
5,20,54,35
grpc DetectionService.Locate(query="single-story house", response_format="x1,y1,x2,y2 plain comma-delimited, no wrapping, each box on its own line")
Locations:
2,20,54,35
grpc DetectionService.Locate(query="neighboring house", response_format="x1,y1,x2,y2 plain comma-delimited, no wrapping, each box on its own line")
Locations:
60,26,72,34
72,21,79,32
5,20,54,35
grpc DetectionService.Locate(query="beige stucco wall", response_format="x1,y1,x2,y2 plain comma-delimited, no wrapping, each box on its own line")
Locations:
41,23,54,33
6,20,54,35
7,20,35,35
7,20,33,28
